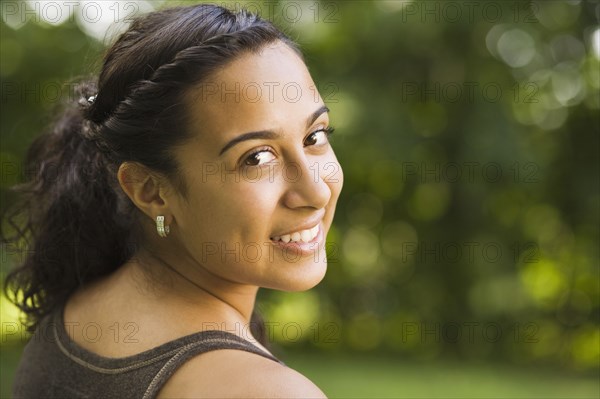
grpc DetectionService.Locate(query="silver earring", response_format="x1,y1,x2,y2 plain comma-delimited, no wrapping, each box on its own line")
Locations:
156,215,170,238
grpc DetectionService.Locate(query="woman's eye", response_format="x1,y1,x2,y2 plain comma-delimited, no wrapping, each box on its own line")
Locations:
244,150,276,167
304,127,334,147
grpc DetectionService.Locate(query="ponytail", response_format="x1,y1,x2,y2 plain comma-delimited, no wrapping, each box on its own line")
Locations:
1,81,139,333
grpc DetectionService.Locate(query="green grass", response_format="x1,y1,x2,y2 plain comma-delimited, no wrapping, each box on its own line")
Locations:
284,352,599,399
0,344,21,399
1,343,598,398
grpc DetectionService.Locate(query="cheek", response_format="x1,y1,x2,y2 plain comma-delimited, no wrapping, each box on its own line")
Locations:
178,175,282,241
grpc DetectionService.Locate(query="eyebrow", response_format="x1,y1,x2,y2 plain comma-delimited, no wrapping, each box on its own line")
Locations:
218,105,330,156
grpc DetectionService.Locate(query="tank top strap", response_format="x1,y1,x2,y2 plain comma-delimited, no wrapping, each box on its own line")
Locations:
142,330,283,399
49,304,284,398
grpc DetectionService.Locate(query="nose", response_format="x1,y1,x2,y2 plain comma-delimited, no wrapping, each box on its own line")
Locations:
282,157,332,210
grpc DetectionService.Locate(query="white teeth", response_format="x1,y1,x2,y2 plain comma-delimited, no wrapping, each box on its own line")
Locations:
272,224,319,243
300,230,312,243
310,225,319,237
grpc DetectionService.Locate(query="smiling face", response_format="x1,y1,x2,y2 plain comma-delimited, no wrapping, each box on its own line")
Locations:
166,41,343,292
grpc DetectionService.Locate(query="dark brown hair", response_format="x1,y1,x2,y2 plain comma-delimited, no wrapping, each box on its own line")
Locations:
1,3,301,343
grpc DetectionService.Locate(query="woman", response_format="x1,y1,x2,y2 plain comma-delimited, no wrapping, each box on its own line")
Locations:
4,3,343,398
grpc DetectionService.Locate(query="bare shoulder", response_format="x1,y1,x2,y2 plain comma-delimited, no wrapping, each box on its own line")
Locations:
156,348,327,398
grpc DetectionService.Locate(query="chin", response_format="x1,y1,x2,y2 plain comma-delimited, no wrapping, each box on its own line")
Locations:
256,258,327,292
270,257,328,292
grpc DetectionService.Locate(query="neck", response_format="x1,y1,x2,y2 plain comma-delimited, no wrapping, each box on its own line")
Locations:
129,245,259,326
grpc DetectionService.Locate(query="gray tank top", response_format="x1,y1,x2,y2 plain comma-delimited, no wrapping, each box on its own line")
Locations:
12,305,283,398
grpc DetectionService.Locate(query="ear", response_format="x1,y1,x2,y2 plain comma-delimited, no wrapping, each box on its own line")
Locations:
117,161,174,225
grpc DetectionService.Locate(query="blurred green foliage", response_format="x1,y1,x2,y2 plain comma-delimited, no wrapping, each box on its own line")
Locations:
1,0,598,377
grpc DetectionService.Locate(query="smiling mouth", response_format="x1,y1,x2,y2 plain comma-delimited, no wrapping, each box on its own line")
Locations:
270,224,320,244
